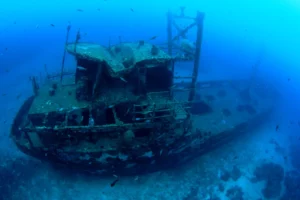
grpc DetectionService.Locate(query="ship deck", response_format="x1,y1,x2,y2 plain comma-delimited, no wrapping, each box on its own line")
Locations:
174,79,273,137
11,78,277,175
28,83,88,115
24,79,275,152
28,82,139,115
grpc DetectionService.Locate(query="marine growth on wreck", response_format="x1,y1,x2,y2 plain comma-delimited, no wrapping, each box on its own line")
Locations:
10,9,277,175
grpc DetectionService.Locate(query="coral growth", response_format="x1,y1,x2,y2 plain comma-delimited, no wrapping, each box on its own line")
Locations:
226,185,244,200
252,162,284,199
281,170,300,199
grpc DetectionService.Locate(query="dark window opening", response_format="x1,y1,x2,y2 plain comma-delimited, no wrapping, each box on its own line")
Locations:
28,114,44,126
90,105,106,125
134,113,146,122
68,114,78,126
70,114,80,126
131,104,156,122
154,110,170,117
134,105,147,111
45,112,66,127
67,109,86,126
75,58,100,100
115,102,134,123
28,112,66,127
139,67,146,74
101,66,127,88
134,129,152,137
152,109,172,122
85,80,94,99
81,109,90,126
129,66,147,95
106,108,116,124
76,58,99,83
146,65,172,92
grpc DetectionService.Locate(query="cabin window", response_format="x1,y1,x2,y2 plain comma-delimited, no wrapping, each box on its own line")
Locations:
81,109,90,126
134,128,152,137
115,102,134,123
67,108,87,126
88,106,117,126
105,108,116,124
145,65,172,92
28,114,44,126
45,112,66,127
75,58,100,100
90,108,116,125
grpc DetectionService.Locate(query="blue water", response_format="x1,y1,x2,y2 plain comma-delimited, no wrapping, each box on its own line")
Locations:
1,0,300,199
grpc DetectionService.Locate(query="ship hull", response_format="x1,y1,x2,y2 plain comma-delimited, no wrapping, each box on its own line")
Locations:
11,80,277,175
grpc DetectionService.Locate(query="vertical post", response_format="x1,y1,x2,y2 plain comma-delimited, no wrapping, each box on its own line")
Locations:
74,28,81,53
169,60,175,98
167,10,174,98
44,64,50,79
60,24,71,84
167,10,173,56
31,76,39,96
188,11,205,102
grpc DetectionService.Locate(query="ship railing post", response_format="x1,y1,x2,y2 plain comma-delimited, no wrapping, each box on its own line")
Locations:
31,76,39,96
60,24,71,85
188,11,205,102
167,9,173,56
167,10,176,100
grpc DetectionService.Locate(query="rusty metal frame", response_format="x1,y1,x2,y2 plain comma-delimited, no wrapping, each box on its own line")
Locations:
166,9,205,102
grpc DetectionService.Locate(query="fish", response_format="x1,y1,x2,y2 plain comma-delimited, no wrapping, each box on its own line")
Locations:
77,66,87,71
170,84,177,89
130,8,134,12
110,177,119,187
265,149,269,154
149,36,157,40
137,40,145,49
50,24,55,27
275,125,279,132
97,8,100,11
120,77,128,83
36,24,39,29
16,94,22,99
77,9,84,12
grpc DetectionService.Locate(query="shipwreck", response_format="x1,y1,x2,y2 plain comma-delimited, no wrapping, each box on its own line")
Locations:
10,9,277,175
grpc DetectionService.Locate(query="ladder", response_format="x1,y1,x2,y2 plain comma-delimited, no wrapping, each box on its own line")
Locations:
132,91,174,122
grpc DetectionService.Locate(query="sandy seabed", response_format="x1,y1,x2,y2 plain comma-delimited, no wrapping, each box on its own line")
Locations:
0,115,295,200
0,69,296,200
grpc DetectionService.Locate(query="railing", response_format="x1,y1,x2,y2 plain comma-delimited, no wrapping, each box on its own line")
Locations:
131,91,189,122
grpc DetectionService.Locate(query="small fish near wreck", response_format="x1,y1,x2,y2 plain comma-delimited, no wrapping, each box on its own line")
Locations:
10,9,278,176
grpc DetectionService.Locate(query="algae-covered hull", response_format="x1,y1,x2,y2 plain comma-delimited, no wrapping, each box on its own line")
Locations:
11,79,276,175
